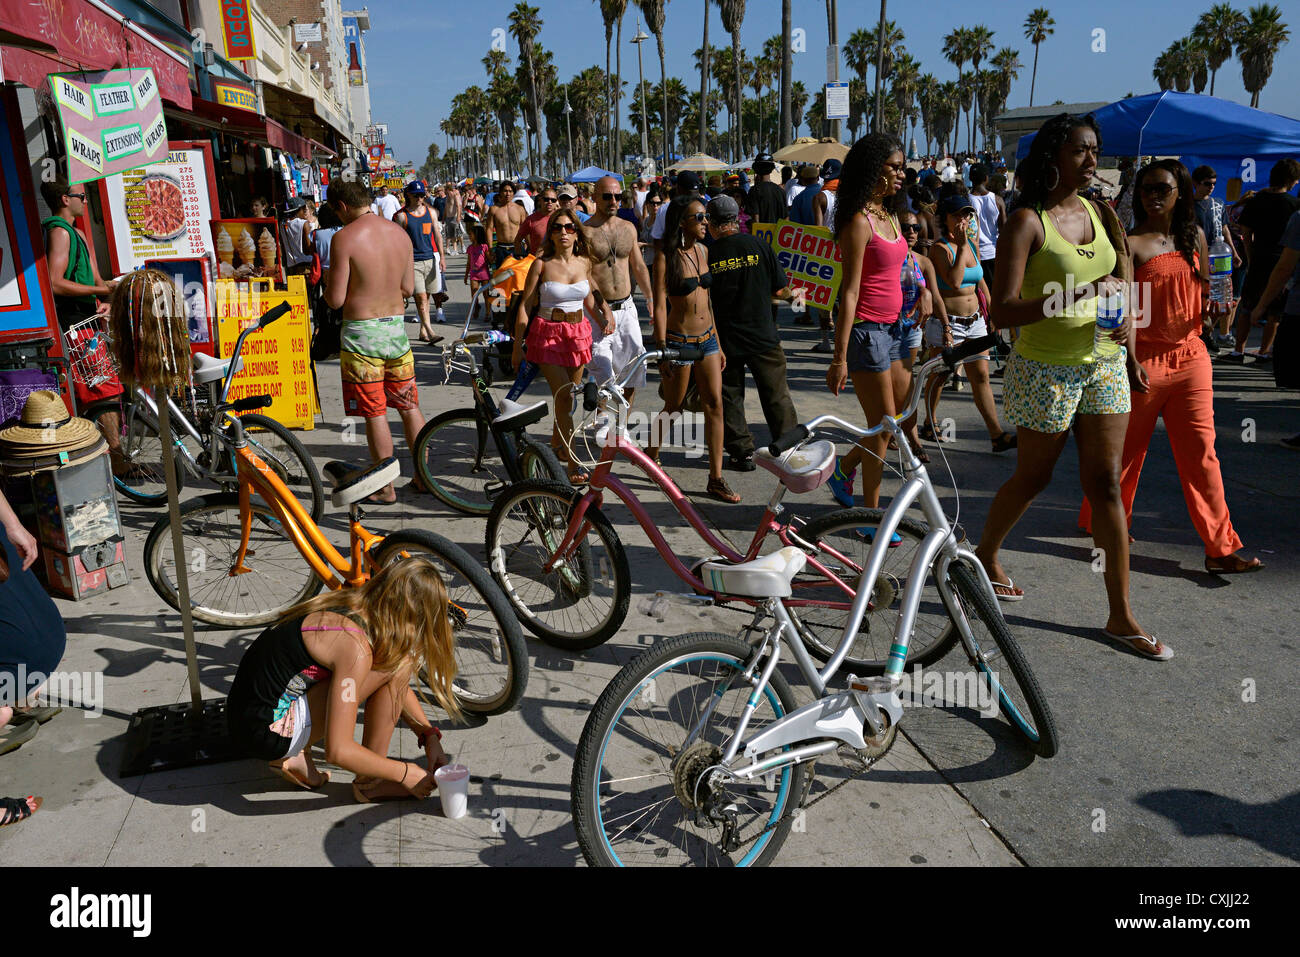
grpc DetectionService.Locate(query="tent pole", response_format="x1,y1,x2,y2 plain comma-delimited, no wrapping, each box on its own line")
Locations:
155,388,202,714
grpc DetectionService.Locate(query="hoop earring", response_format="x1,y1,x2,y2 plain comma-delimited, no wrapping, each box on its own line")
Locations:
1045,166,1061,191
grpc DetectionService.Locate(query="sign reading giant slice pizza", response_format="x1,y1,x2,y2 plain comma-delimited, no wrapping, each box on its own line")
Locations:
49,68,168,185
752,220,844,309
220,0,258,60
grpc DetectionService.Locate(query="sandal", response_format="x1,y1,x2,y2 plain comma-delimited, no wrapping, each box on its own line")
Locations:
919,421,951,443
352,776,416,803
991,432,1017,453
270,763,330,791
907,441,930,464
1102,629,1174,661
990,578,1025,602
706,476,741,504
0,795,41,827
0,718,38,756
1204,553,1264,574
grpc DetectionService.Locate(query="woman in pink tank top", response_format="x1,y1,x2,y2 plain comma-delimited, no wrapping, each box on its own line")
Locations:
826,134,910,512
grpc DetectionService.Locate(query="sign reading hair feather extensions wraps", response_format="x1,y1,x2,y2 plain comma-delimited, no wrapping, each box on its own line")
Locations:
48,69,168,186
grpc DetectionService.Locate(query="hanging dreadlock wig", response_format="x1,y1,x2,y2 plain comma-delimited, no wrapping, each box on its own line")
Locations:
108,269,193,391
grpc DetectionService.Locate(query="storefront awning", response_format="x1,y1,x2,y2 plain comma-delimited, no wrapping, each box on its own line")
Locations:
265,117,314,161
308,138,336,159
170,98,316,161
0,0,192,109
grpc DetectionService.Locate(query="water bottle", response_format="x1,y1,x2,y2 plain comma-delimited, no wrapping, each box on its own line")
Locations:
1095,289,1124,356
899,257,920,325
1209,237,1233,305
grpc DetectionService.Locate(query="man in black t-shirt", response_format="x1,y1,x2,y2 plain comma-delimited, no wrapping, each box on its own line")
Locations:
705,195,799,470
744,151,786,225
1228,158,1300,364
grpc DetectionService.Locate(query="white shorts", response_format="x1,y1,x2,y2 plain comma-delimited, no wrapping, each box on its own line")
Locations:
586,298,647,388
284,694,311,759
924,312,989,349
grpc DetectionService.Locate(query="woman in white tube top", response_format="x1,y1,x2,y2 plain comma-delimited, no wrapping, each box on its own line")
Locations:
513,208,614,482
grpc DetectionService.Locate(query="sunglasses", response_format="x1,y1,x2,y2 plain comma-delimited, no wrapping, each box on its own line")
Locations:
688,212,706,223
1140,183,1175,197
67,192,86,200
600,192,620,201
550,222,579,234
901,223,922,233
541,196,558,203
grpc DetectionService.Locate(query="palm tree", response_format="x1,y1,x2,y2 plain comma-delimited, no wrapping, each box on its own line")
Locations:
637,0,670,165
891,52,919,143
698,0,711,154
988,46,1022,146
780,0,792,145
843,27,875,98
967,25,994,150
942,27,970,149
613,0,629,172
488,70,520,174
846,77,867,141
1153,49,1177,91
597,1,619,168
718,0,746,162
1181,36,1210,93
869,10,905,133
711,45,743,159
1236,3,1290,108
791,79,808,136
1194,3,1248,96
933,81,960,157
1022,8,1054,107
507,3,543,174
916,73,938,155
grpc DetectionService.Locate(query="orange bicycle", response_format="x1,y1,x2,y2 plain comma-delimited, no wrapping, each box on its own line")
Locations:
143,304,526,715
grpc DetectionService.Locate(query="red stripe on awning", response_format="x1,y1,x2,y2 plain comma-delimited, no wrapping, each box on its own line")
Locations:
0,0,192,109
265,117,313,161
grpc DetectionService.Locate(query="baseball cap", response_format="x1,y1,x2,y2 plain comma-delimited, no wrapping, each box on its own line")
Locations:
676,170,702,192
404,180,426,195
938,193,976,217
820,158,843,180
705,194,740,224
285,197,306,212
557,184,578,199
753,151,775,172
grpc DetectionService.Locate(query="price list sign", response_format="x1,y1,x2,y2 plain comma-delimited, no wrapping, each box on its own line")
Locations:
101,144,218,274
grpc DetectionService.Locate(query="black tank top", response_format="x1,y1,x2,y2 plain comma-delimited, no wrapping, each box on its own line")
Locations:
227,614,333,757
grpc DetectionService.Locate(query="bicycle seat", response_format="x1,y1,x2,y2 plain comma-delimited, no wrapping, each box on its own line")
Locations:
754,440,836,494
192,351,244,384
699,546,807,598
494,398,548,431
324,457,400,507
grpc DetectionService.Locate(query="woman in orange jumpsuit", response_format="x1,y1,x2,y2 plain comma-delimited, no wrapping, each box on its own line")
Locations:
1079,160,1263,574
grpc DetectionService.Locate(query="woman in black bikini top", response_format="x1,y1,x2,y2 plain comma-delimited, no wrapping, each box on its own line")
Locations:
649,195,739,503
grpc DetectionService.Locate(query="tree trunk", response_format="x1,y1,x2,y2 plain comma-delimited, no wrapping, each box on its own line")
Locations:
605,26,613,171
658,37,669,168
873,0,886,134
615,15,624,172
781,0,792,146
1029,44,1039,107
700,3,709,154
733,31,742,163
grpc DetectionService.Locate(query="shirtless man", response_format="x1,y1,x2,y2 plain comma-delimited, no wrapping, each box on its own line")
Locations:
582,175,653,405
486,181,527,270
325,179,427,502
442,182,464,255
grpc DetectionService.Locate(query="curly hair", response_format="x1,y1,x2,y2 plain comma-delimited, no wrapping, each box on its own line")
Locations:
662,193,706,295
1132,159,1200,271
834,133,904,239
1013,112,1103,212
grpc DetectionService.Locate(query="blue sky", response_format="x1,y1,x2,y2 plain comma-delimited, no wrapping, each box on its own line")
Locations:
361,0,1298,165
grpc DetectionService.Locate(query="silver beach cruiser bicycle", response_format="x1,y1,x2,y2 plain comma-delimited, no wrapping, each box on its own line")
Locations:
571,334,1059,867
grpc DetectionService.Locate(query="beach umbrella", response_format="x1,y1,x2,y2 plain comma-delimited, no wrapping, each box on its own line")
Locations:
773,138,849,166
671,152,728,173
569,165,618,182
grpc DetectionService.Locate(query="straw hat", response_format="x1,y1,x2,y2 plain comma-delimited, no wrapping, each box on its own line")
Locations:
0,391,103,457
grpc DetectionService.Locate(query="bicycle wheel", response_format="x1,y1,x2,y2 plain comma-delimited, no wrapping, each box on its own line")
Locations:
372,530,527,717
413,408,507,516
87,398,175,506
518,433,569,485
240,414,326,522
793,508,955,675
485,479,629,650
143,493,323,627
572,632,805,867
943,562,1059,758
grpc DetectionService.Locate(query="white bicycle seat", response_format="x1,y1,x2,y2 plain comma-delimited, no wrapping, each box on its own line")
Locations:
699,546,808,598
324,457,400,507
755,440,837,494
193,351,243,384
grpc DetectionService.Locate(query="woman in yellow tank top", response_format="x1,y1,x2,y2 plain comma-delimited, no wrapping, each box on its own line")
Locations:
975,114,1171,661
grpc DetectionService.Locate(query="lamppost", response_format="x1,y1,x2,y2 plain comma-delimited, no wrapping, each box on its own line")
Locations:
631,22,650,166
563,90,574,179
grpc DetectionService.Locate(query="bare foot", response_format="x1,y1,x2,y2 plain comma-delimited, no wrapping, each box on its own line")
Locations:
0,705,11,730
353,775,423,802
366,484,398,504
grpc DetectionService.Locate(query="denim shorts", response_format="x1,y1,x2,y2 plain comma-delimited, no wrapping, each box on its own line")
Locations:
848,320,906,372
666,327,721,367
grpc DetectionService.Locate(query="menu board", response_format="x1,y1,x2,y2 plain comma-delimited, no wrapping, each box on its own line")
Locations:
99,141,219,274
214,276,315,430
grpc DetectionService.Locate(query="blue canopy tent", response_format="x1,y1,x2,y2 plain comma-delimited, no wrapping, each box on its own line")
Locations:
1015,91,1300,200
569,165,619,182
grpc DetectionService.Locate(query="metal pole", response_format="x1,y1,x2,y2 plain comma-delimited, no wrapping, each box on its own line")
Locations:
633,24,650,163
155,389,202,714
564,95,574,179
828,0,841,142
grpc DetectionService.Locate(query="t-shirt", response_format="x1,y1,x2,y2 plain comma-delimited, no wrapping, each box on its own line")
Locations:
1195,197,1224,247
282,217,313,267
634,189,648,215
371,193,400,220
1280,210,1300,316
431,195,447,219
745,181,786,226
707,233,786,357
313,226,339,269
1240,191,1300,264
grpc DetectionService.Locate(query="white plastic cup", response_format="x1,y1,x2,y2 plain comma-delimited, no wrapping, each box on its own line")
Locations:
434,763,470,819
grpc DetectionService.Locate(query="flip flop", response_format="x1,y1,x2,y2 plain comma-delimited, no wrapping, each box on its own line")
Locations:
0,719,38,756
1204,554,1264,574
990,578,1025,602
15,706,62,724
270,763,330,791
0,795,41,827
1102,629,1174,661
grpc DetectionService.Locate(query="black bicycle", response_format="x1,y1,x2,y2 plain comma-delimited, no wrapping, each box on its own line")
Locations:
412,331,568,515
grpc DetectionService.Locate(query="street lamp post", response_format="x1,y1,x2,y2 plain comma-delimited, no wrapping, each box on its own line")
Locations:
563,92,574,179
631,22,650,167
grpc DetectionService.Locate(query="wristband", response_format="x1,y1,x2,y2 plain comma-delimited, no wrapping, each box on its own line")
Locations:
415,725,441,749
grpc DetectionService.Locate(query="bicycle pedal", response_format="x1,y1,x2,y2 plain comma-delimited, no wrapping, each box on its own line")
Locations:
484,480,507,501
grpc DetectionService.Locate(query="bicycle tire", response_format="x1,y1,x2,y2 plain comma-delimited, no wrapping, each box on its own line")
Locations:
143,493,324,627
86,398,176,506
413,407,506,516
944,562,1059,758
372,531,527,717
517,433,569,486
792,508,956,676
485,479,629,650
572,632,804,867
238,414,327,523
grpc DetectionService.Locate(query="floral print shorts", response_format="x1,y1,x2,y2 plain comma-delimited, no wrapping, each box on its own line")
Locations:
1003,349,1131,434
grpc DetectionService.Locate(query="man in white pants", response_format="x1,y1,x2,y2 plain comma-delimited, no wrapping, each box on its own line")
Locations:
582,175,653,413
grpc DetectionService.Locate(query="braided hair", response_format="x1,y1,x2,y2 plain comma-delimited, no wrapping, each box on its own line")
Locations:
1013,112,1103,212
834,133,904,240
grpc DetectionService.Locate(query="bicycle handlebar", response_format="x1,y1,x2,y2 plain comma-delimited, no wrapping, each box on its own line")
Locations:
228,394,272,413
258,302,292,328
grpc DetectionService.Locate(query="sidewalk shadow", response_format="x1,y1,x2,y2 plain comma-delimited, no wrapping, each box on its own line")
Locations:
1136,788,1300,862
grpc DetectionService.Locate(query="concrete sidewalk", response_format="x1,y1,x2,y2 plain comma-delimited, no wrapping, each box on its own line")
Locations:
2,255,1294,866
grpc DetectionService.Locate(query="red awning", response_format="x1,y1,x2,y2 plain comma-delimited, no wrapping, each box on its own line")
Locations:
308,138,336,159
0,0,192,109
265,117,313,161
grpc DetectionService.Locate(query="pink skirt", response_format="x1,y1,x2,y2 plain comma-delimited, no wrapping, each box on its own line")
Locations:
526,315,592,368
